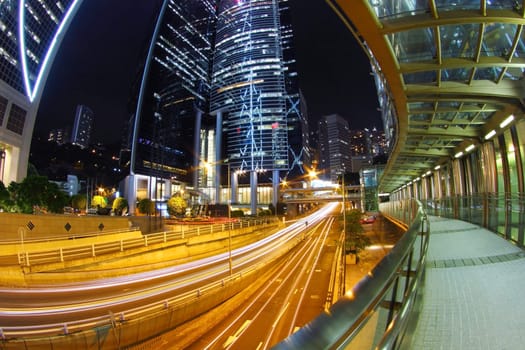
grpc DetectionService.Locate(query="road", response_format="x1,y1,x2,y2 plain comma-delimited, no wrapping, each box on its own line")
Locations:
156,206,343,349
0,204,339,339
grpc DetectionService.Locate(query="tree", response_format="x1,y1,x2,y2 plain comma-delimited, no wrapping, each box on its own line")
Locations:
112,197,128,216
343,209,371,256
167,195,187,217
91,195,107,208
0,181,11,211
8,175,68,214
137,198,155,215
71,194,87,212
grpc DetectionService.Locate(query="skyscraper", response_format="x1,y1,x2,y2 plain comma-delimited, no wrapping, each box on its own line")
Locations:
318,114,351,182
125,0,306,214
71,104,93,149
0,0,82,184
210,0,306,213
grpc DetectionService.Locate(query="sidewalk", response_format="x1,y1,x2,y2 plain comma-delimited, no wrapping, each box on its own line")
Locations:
410,216,525,349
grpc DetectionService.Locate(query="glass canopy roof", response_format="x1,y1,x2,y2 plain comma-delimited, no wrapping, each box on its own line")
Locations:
328,0,525,192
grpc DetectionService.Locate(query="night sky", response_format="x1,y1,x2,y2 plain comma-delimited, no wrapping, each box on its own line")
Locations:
35,0,381,144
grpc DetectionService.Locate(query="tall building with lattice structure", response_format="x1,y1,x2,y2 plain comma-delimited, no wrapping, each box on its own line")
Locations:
125,0,306,214
0,0,83,184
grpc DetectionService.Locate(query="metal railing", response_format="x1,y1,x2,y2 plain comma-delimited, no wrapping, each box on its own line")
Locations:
423,192,524,246
0,212,321,347
16,218,277,267
272,199,429,350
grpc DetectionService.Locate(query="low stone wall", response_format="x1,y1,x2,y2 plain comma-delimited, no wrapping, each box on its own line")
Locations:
0,212,134,240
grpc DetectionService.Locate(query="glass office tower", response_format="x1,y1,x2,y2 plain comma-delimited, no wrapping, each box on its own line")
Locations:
0,0,82,184
127,0,306,214
210,0,306,213
126,0,217,211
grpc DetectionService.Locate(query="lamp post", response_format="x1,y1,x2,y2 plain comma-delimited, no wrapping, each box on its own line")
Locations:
227,162,232,276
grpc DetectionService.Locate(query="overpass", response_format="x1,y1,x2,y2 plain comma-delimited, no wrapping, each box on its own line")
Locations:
280,185,361,204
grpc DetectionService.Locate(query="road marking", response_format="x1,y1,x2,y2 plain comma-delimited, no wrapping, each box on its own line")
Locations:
223,320,251,348
272,302,290,328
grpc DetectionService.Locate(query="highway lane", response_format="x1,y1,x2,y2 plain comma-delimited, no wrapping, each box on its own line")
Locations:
184,205,341,349
0,203,338,332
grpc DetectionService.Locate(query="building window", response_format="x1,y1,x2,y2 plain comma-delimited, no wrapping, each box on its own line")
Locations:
6,103,27,135
0,95,7,127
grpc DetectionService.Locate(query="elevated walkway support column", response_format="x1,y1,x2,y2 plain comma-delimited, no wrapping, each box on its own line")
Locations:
251,171,257,215
273,169,279,208
215,111,223,204
231,170,238,204
193,110,203,190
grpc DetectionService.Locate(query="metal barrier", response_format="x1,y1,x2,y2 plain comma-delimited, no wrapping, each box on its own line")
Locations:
272,199,429,350
16,218,277,267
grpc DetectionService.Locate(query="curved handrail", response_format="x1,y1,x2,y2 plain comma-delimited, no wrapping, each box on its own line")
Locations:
272,199,429,350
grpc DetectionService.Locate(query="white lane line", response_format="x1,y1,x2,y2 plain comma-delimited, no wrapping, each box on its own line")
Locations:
223,319,251,348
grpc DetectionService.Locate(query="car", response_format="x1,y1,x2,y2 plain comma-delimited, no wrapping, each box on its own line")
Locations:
360,215,376,224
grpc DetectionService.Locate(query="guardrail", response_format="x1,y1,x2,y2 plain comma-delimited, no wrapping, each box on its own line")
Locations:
273,199,429,350
0,209,327,347
16,218,277,267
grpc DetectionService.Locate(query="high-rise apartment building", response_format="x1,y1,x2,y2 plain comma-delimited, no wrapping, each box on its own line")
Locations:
0,0,82,184
318,114,351,182
48,128,70,145
124,0,306,214
71,104,93,149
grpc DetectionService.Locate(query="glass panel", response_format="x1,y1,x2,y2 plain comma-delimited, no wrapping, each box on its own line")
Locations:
502,67,524,80
482,23,516,57
435,0,480,11
410,114,432,122
455,111,477,121
474,67,502,81
441,68,470,82
369,0,430,18
403,71,437,84
486,0,522,10
504,130,519,242
408,102,433,110
438,101,460,109
517,120,525,246
440,23,480,59
478,111,495,121
493,137,506,236
389,27,435,62
435,112,455,121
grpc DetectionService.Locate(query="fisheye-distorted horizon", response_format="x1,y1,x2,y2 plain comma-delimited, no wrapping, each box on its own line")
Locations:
36,0,381,144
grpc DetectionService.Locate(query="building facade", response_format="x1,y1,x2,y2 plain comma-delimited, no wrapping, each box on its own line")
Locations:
318,114,351,182
0,0,83,184
124,0,306,215
71,104,93,149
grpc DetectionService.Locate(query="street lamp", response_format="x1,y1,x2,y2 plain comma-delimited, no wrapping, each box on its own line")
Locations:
227,161,232,276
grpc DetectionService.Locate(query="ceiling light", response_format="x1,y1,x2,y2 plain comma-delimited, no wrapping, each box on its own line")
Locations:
499,114,514,128
465,144,475,152
484,130,496,140
454,151,464,158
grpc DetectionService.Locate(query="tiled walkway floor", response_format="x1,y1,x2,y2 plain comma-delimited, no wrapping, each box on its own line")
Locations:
411,216,525,350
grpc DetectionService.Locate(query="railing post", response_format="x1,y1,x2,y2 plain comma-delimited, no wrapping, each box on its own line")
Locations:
91,244,96,257
145,235,148,247
163,232,167,243
60,248,64,262
25,252,30,266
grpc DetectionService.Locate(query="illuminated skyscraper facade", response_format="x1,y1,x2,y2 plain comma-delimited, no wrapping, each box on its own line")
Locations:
71,104,93,149
127,0,306,214
0,0,82,184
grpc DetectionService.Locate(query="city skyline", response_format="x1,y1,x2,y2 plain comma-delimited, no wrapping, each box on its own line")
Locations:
34,0,381,145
